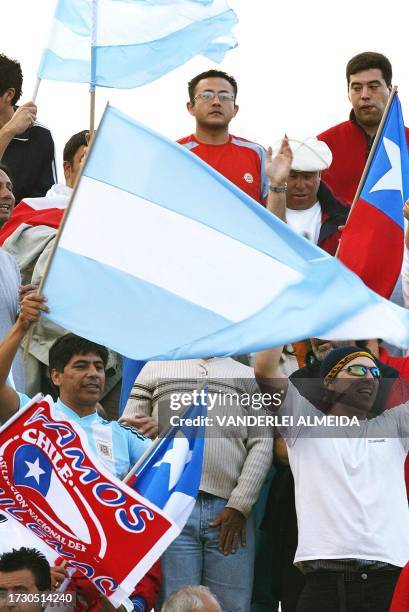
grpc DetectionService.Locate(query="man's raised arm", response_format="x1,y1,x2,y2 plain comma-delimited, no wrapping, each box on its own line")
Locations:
265,136,292,222
0,293,48,422
255,346,288,402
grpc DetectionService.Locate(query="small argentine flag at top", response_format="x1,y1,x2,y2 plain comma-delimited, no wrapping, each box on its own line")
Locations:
38,0,238,88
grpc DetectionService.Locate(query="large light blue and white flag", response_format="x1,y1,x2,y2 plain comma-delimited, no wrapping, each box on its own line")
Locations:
38,0,238,88
42,105,409,357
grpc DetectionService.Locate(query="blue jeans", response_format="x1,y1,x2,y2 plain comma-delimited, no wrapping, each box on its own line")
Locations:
159,492,255,612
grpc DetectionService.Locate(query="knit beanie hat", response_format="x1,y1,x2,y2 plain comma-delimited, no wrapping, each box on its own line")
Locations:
319,346,376,379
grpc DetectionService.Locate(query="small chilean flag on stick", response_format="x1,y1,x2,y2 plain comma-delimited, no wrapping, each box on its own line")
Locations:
338,89,409,299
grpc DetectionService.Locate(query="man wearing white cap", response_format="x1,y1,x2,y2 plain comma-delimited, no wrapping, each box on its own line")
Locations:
266,136,348,256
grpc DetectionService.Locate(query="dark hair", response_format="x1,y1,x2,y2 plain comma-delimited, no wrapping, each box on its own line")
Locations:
0,162,13,192
346,52,392,87
63,130,88,163
0,547,51,591
0,162,11,177
0,54,23,105
188,69,238,103
49,333,108,372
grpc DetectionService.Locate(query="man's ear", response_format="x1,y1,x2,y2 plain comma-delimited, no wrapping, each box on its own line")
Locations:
233,104,239,118
323,378,334,391
50,369,62,388
187,100,195,116
63,161,71,183
4,88,16,105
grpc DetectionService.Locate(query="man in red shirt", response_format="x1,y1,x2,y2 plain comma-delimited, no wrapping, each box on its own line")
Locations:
178,69,268,205
318,51,409,205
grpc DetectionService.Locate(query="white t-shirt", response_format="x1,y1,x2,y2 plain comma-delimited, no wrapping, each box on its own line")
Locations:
286,201,322,244
278,383,409,567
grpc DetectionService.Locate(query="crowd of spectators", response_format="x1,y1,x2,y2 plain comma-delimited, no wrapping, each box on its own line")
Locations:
0,50,408,612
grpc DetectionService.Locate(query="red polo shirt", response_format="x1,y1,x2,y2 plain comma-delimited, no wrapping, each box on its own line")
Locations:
178,134,268,205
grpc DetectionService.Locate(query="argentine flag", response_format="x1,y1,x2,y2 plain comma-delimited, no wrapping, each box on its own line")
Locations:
38,0,238,88
42,105,409,358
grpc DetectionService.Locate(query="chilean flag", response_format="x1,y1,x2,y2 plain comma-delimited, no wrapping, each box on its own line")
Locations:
129,394,207,529
13,444,92,545
338,94,409,298
0,184,70,246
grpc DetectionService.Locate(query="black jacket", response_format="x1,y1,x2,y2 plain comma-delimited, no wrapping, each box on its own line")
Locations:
3,120,56,203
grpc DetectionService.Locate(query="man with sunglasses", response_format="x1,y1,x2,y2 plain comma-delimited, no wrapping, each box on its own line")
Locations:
178,70,268,205
256,345,408,612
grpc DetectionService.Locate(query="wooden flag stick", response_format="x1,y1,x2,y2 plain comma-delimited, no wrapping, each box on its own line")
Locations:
335,85,398,257
32,78,41,104
23,103,110,358
89,0,98,137
89,89,96,137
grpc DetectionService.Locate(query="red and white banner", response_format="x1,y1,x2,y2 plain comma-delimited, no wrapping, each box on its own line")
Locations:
0,184,69,246
0,396,178,607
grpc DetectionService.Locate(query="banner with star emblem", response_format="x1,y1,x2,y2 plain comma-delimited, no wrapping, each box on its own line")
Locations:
339,92,409,298
0,395,179,608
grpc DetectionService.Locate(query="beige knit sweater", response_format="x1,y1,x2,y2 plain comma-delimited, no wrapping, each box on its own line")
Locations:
123,358,273,516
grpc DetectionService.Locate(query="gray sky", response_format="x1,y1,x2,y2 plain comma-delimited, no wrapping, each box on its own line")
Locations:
3,0,408,178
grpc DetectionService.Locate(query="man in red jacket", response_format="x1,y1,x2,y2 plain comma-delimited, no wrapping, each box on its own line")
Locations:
318,51,409,205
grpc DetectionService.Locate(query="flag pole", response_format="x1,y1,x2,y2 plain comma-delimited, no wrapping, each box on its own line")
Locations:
32,78,41,104
23,103,110,357
90,90,96,137
89,0,98,137
335,86,398,256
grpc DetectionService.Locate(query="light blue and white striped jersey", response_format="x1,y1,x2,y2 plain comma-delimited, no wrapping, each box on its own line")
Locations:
18,393,151,479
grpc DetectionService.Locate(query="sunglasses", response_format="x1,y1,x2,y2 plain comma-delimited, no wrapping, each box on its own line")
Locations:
342,364,381,378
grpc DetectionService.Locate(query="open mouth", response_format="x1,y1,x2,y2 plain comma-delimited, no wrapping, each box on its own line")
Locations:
354,383,376,397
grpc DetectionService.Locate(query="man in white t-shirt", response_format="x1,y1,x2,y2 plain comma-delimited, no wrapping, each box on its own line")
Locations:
255,344,408,612
266,136,348,256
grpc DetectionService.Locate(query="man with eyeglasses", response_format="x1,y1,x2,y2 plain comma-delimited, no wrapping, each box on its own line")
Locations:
178,69,268,205
255,344,408,612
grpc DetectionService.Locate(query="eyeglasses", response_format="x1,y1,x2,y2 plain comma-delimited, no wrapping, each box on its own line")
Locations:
341,364,381,378
194,91,235,103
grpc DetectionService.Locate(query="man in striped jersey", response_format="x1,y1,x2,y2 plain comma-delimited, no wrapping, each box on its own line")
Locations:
0,54,56,203
0,293,151,480
178,69,268,206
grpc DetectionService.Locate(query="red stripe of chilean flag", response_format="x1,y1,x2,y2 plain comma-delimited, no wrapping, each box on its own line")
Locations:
338,93,409,298
0,198,64,246
0,196,66,246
